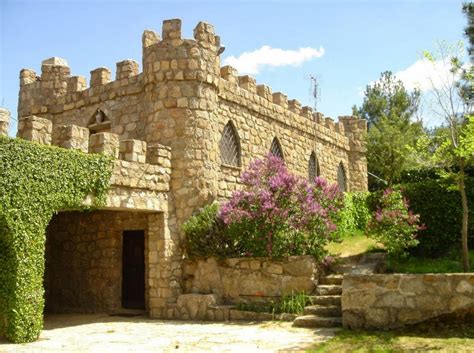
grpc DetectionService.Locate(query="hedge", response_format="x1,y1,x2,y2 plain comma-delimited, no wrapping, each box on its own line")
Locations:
400,178,474,257
0,136,113,343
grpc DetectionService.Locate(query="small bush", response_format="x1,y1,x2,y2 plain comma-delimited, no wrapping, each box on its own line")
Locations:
366,188,422,257
336,192,371,235
183,203,244,258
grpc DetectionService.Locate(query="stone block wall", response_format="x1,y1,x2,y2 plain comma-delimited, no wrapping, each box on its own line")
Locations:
342,274,474,329
45,211,149,313
184,256,319,302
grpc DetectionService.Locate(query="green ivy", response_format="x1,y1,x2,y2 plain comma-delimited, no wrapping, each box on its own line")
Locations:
335,192,371,235
0,136,113,343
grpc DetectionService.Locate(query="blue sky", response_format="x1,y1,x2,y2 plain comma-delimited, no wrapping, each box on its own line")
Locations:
0,0,468,135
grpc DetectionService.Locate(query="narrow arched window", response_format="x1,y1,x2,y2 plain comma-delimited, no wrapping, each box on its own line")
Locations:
308,152,320,181
337,162,347,192
220,121,241,167
270,137,284,160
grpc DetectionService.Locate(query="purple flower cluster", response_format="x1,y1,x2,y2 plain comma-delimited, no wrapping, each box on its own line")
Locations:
219,154,343,258
368,188,423,256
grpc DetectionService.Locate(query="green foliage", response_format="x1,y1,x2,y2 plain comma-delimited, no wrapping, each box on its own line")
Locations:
423,40,474,271
335,192,371,235
0,136,113,343
354,71,421,127
182,203,243,258
277,291,312,315
401,178,474,257
354,71,425,189
387,249,474,274
366,189,421,257
235,291,312,315
463,2,474,58
309,324,474,353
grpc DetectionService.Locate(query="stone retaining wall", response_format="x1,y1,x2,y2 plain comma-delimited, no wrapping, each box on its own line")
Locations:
184,256,319,302
342,274,474,329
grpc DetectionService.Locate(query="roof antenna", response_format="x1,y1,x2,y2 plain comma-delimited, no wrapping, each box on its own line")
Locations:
309,75,320,112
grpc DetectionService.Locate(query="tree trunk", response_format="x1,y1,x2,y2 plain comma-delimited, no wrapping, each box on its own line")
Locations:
459,158,470,272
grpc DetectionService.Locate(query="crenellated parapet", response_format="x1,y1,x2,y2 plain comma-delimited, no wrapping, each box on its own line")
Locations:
142,19,223,88
217,65,358,151
15,114,171,211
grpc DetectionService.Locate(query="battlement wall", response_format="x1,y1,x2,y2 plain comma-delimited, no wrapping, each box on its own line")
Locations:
216,66,366,195
16,115,171,212
218,65,362,148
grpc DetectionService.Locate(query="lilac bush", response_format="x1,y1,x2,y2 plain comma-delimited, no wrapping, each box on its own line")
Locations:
219,154,343,259
366,188,423,257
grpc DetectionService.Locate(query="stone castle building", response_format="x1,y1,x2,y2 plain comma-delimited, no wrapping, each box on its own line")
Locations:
6,19,367,318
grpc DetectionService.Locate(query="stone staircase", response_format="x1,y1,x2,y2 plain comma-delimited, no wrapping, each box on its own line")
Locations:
293,274,343,328
292,253,386,328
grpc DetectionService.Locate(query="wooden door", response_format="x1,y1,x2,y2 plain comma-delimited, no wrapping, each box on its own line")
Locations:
122,230,145,309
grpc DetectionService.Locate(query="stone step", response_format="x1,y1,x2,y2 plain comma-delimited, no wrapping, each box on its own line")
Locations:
330,263,356,274
315,284,342,296
319,274,343,285
310,295,341,306
304,305,341,317
293,315,342,328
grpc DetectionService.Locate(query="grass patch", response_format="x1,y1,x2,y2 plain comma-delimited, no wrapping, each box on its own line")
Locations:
309,323,474,352
387,250,474,273
326,230,381,258
235,292,312,315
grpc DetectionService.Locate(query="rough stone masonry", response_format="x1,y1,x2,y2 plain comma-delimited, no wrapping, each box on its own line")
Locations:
7,18,367,318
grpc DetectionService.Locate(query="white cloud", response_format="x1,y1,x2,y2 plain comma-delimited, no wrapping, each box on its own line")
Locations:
223,45,325,75
394,58,459,92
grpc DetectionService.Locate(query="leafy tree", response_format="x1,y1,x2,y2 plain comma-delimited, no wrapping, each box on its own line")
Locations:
354,71,421,127
354,71,424,187
463,2,474,57
423,38,473,271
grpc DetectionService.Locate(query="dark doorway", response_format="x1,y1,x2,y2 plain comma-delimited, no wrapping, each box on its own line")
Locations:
122,230,145,309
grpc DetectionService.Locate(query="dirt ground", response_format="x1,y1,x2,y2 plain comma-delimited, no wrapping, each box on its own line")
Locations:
0,314,338,353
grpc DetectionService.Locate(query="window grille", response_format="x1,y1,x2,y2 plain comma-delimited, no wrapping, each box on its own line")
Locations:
270,137,284,160
337,162,347,192
220,121,241,166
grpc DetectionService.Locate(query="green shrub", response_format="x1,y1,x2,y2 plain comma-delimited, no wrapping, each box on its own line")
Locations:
400,178,474,257
366,188,421,257
335,192,371,235
182,203,243,258
0,136,113,343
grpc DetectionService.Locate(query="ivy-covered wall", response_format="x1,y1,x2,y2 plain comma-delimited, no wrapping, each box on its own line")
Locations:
0,136,113,343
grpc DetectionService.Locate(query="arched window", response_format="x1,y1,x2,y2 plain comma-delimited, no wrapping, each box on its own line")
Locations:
337,162,347,192
308,152,320,180
270,137,284,160
220,121,241,167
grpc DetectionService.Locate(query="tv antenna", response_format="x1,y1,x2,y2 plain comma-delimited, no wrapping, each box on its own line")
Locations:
309,75,321,112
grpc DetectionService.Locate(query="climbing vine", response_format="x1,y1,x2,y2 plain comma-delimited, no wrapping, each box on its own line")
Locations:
0,136,113,343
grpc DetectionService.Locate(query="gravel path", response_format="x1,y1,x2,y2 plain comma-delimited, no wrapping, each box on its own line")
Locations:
0,314,338,353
